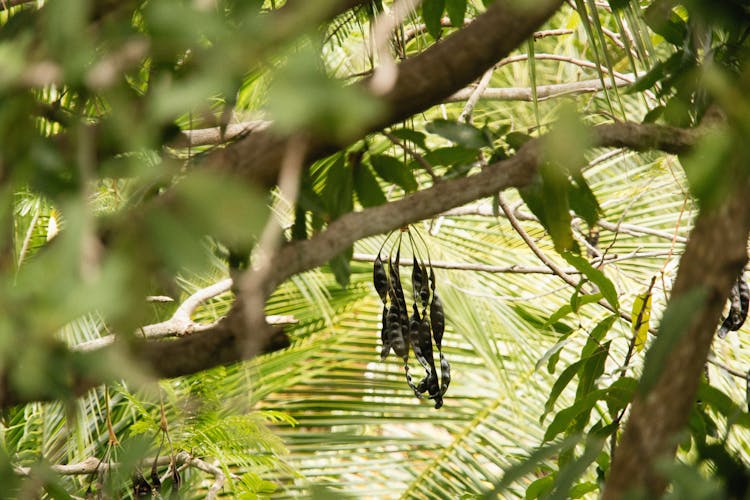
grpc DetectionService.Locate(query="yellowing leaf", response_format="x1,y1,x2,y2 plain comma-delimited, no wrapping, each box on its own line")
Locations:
632,286,654,352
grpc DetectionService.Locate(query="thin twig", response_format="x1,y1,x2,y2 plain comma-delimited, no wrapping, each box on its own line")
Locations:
352,252,578,274
707,353,747,379
443,204,689,244
497,194,578,286
447,75,634,102
459,69,494,123
497,195,638,326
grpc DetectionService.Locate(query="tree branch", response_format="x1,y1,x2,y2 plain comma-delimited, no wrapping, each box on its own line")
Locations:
447,75,634,103
15,451,228,500
204,0,566,188
74,278,297,352
352,252,579,275
178,75,631,149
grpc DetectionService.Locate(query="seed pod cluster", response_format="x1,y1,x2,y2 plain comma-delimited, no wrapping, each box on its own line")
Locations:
373,229,450,408
718,272,749,339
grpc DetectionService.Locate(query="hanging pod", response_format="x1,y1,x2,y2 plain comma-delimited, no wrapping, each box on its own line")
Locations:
718,272,750,339
373,254,388,304
372,227,452,408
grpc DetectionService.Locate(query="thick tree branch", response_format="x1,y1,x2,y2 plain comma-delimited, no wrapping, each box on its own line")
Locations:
177,76,633,148
205,0,565,188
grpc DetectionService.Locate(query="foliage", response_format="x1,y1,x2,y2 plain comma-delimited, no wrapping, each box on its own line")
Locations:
3,0,750,498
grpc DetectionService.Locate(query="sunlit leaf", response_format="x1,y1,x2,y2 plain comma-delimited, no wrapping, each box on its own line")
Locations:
631,281,654,352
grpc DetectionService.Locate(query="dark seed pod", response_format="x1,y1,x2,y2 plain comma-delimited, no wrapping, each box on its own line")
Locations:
390,251,402,289
133,473,152,497
419,263,430,310
170,466,182,499
719,274,750,338
373,254,388,304
151,469,161,492
409,305,432,390
386,303,409,361
439,354,451,396
418,318,440,400
412,257,425,306
390,253,408,310
403,309,423,398
404,364,420,396
433,394,444,409
430,292,445,348
380,305,391,359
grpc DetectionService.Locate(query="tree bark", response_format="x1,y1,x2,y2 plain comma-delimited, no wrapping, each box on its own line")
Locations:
206,0,565,188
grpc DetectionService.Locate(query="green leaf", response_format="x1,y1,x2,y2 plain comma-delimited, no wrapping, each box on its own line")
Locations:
681,130,732,207
443,161,475,179
542,359,583,422
568,174,601,227
426,119,492,149
266,45,383,140
643,0,687,46
353,162,387,207
526,475,555,499
562,252,619,310
627,51,684,94
576,341,610,399
520,163,576,253
657,461,724,500
445,0,467,27
545,103,592,175
643,106,665,123
696,382,750,429
569,482,599,499
421,0,445,39
329,246,353,288
421,146,478,166
631,287,653,352
322,153,353,219
547,437,605,500
640,287,707,393
543,293,603,328
581,314,617,359
368,154,418,192
388,128,427,150
605,377,637,416
544,389,606,441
